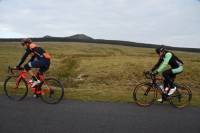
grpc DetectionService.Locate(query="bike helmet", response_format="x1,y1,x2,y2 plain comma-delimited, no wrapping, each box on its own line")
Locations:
155,45,166,54
21,38,32,46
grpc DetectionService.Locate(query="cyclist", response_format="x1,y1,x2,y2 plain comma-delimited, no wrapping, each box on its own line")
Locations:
16,38,51,88
151,46,183,99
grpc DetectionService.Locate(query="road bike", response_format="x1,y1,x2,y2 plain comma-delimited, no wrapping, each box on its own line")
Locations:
4,66,64,104
133,71,192,108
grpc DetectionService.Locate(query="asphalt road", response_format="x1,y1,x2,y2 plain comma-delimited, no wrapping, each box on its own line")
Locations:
0,96,200,133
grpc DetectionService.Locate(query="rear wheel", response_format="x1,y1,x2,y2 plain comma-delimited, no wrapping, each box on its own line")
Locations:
133,82,156,107
40,78,64,104
4,76,28,101
169,84,192,108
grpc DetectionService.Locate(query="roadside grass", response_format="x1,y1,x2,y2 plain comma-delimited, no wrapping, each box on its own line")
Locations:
0,84,3,95
0,42,200,106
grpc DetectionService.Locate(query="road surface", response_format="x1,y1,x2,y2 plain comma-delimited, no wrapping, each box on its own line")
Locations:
0,96,200,133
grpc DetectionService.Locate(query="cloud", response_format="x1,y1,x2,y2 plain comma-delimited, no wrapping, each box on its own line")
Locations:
0,0,200,48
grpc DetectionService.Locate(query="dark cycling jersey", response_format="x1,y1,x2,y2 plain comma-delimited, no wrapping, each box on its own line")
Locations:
17,43,51,67
152,51,183,73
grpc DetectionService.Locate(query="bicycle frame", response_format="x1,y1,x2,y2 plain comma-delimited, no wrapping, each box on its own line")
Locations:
5,66,64,104
133,71,192,108
9,67,48,95
145,72,182,101
144,71,164,96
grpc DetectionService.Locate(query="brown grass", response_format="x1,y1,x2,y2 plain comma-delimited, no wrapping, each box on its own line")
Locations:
0,42,199,106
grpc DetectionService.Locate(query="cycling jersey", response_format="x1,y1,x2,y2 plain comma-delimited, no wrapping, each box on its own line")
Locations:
152,51,183,74
17,43,51,67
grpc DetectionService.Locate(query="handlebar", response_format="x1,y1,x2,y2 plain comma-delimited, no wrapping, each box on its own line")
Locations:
143,70,163,82
143,71,155,80
8,66,24,74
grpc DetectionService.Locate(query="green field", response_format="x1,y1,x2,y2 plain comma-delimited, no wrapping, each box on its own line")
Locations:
0,42,200,106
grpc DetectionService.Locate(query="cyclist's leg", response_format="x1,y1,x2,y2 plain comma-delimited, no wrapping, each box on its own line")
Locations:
163,66,183,95
172,66,183,75
162,69,172,92
167,70,176,89
168,66,184,95
158,72,169,102
24,62,39,81
167,74,177,95
37,58,50,81
171,66,183,87
36,59,50,95
26,60,44,88
36,71,44,81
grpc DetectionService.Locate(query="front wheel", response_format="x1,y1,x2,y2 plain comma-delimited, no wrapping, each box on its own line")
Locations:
133,82,157,107
4,76,28,101
40,78,64,104
169,84,192,108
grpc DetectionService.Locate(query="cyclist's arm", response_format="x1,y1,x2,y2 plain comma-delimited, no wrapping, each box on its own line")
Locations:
156,52,172,73
151,58,162,72
16,49,30,67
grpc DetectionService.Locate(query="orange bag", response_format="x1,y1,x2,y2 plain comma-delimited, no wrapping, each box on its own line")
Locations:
43,52,51,59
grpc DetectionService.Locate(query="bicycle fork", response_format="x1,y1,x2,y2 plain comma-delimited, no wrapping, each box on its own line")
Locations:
144,87,151,96
14,77,22,89
144,83,155,96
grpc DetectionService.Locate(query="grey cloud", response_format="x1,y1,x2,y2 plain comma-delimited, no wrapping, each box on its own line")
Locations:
0,0,200,48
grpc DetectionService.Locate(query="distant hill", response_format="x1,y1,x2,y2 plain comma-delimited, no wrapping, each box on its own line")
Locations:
0,34,200,53
68,34,93,40
42,34,93,40
43,35,54,38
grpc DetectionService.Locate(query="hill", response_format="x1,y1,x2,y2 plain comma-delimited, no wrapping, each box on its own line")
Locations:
0,34,199,53
68,34,94,40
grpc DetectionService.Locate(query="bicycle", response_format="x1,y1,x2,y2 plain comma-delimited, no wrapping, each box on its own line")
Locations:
133,71,192,108
4,66,64,104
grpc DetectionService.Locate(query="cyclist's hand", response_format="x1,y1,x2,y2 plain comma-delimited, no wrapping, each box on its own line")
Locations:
144,70,151,79
144,70,151,75
15,65,20,69
151,71,158,76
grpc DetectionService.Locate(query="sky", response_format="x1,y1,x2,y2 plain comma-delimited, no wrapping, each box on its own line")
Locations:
0,0,200,48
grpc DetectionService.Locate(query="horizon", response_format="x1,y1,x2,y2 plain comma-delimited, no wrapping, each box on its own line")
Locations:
1,34,200,50
0,0,200,48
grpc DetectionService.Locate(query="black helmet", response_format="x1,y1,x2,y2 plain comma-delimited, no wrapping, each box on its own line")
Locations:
21,38,32,46
155,46,166,54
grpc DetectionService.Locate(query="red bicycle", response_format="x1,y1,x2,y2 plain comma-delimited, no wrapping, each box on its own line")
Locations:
4,66,64,104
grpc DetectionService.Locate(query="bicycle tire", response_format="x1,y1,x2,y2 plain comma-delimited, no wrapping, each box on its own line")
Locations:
40,77,64,104
133,82,157,107
4,76,28,101
169,84,192,108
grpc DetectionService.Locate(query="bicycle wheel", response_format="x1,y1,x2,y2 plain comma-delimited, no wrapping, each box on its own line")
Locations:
133,82,157,107
40,77,64,104
169,85,192,108
4,76,28,101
